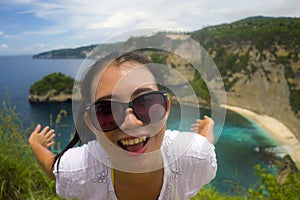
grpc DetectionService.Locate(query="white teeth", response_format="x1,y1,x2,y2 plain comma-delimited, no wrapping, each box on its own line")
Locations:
120,136,147,146
129,140,134,145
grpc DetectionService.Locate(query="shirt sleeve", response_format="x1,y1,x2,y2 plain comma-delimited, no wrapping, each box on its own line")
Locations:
185,139,217,199
174,132,217,199
53,146,89,200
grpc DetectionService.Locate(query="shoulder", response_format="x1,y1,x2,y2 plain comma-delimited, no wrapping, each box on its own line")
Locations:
53,141,112,199
163,129,215,156
163,129,216,169
162,130,217,199
54,140,104,172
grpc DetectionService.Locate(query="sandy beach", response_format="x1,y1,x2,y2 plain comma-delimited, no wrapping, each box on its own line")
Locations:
220,104,300,169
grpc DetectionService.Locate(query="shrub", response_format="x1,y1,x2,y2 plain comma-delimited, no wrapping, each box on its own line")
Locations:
0,98,62,200
248,164,300,200
29,72,74,96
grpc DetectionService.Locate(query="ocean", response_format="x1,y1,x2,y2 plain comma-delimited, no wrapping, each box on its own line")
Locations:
0,55,278,195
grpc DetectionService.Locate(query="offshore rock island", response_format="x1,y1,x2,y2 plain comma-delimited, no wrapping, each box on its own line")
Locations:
29,72,75,103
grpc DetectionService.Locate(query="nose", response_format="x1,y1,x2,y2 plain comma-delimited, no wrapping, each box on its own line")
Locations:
119,108,144,130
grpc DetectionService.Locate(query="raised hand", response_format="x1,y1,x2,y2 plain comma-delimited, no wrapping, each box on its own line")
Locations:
29,124,55,148
190,115,214,144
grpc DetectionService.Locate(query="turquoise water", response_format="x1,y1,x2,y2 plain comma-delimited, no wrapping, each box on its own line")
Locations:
0,55,279,195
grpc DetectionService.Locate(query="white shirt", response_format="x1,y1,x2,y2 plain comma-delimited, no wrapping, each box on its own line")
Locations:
53,130,217,200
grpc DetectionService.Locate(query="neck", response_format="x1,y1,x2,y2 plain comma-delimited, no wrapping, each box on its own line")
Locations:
112,155,164,199
114,168,163,185
113,168,164,200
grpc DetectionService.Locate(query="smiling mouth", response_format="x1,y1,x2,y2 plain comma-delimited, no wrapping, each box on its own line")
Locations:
118,136,150,153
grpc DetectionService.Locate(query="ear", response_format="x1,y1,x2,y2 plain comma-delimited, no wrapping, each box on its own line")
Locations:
84,112,99,135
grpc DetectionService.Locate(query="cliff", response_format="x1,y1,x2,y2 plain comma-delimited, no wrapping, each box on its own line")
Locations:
221,44,299,140
29,90,72,103
191,16,300,139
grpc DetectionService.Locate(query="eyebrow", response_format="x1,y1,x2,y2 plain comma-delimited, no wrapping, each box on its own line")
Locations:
94,94,114,103
131,88,156,98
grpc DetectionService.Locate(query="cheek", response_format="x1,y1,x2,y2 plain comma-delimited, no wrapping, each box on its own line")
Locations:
103,133,118,145
96,133,119,155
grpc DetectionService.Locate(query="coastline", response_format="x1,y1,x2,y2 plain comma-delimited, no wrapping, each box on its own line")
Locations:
220,104,300,169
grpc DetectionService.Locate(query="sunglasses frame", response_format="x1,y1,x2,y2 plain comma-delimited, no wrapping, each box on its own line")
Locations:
85,90,168,132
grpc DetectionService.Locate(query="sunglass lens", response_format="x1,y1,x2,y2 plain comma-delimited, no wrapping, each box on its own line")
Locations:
133,93,166,123
94,101,124,131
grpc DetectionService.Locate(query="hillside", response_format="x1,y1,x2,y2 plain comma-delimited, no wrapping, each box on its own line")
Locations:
32,16,300,139
33,43,122,59
190,16,300,139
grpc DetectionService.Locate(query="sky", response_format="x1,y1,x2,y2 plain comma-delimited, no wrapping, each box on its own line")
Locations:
0,0,299,55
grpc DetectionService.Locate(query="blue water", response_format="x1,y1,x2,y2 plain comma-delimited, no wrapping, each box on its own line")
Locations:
0,55,278,195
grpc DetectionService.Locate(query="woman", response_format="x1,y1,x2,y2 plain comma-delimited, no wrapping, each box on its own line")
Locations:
29,51,216,199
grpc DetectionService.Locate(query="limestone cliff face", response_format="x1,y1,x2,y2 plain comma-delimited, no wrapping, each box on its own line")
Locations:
209,43,300,139
188,17,300,140
29,89,72,103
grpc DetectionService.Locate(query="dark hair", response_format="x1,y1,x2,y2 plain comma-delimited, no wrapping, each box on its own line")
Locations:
53,50,164,170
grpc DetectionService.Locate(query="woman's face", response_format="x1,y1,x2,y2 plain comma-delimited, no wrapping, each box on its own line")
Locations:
85,60,170,171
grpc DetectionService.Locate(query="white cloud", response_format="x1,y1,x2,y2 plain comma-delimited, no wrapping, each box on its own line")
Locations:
0,31,10,38
2,0,33,5
24,29,66,35
1,44,8,49
36,43,45,48
86,11,149,29
5,0,300,35
0,31,14,39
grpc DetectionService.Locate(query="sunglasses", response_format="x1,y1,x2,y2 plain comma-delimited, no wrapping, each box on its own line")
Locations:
85,90,168,132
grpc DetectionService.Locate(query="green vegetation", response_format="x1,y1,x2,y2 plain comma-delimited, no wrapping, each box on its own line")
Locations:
191,71,210,100
149,51,168,64
33,43,125,59
283,65,300,114
125,32,169,49
190,16,300,83
29,72,74,96
248,164,300,200
190,16,300,53
290,90,300,113
33,45,96,59
192,161,300,200
0,99,62,200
